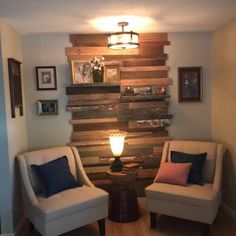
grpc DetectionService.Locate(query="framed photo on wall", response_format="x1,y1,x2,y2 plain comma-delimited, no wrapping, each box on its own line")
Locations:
178,66,202,102
71,61,92,84
36,66,57,90
37,100,58,115
104,64,120,84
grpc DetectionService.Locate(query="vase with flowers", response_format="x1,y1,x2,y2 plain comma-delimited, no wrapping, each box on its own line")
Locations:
90,56,105,83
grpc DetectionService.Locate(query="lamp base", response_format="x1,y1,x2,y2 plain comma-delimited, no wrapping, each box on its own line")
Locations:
111,158,123,172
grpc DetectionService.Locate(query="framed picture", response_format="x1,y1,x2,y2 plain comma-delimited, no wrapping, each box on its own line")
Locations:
36,66,57,90
8,58,23,118
37,100,58,115
178,67,202,102
104,64,120,84
71,61,92,84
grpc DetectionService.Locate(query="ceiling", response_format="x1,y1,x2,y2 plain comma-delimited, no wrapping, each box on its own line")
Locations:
0,0,236,34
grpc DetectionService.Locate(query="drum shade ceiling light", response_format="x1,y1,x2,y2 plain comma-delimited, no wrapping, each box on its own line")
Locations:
108,22,139,50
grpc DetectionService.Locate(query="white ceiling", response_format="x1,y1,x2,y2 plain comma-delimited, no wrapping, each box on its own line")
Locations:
0,0,236,34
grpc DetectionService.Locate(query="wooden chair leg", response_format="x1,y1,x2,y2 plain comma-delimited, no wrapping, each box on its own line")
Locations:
202,223,210,236
150,212,157,229
98,218,105,236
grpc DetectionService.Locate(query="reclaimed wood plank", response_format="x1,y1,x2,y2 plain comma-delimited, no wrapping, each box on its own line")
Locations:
73,121,128,131
128,119,170,129
70,118,118,125
69,33,168,47
121,71,167,79
121,95,170,102
71,136,169,147
127,136,170,145
65,46,139,56
66,85,120,95
71,109,172,120
68,104,166,113
121,78,172,86
120,66,169,72
122,58,166,67
72,130,154,142
68,93,120,101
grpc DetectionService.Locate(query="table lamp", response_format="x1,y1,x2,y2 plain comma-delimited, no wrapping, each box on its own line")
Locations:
108,130,127,172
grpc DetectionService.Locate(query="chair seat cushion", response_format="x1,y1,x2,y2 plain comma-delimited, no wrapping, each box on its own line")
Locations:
145,183,217,209
34,185,108,222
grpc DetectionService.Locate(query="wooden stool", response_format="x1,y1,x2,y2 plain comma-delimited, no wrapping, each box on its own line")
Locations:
107,170,140,223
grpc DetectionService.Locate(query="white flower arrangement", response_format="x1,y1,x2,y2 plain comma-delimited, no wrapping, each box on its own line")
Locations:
89,56,105,71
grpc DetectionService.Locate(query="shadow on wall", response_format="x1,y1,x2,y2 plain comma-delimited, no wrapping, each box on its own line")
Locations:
222,147,236,210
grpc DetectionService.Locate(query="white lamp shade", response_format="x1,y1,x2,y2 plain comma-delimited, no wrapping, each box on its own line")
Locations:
109,136,125,157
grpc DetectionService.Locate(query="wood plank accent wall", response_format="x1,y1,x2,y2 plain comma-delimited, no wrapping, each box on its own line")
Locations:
65,33,172,179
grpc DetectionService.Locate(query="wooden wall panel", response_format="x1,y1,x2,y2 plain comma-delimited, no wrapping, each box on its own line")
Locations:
65,33,172,182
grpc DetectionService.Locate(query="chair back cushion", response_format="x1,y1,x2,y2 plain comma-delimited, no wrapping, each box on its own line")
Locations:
164,140,218,183
22,146,77,194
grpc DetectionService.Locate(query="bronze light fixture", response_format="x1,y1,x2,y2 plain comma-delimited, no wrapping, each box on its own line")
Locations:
108,22,139,50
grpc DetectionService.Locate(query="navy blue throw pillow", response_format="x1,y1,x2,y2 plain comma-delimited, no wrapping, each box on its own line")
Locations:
171,151,207,185
31,156,82,197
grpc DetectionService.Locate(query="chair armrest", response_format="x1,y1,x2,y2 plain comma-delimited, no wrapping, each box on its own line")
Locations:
161,141,171,162
71,146,95,187
17,155,38,206
213,144,224,192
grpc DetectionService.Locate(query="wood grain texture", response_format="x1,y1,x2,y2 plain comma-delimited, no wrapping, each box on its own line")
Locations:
120,66,169,72
66,85,120,95
121,78,172,86
69,33,168,47
65,33,172,174
66,46,139,56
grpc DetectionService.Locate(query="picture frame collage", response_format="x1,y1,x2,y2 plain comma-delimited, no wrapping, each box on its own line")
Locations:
70,61,120,84
35,66,58,116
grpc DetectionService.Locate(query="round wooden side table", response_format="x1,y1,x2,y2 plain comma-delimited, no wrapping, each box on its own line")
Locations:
107,170,140,223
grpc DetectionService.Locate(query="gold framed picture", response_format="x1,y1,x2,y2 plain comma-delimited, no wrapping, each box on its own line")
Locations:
70,61,92,84
104,64,120,84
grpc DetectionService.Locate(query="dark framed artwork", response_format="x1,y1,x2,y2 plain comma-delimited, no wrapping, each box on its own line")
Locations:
36,66,57,90
8,58,23,118
178,67,202,102
37,100,58,115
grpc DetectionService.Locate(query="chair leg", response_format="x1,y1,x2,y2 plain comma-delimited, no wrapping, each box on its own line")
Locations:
150,212,157,229
202,223,210,236
29,220,34,231
98,218,105,236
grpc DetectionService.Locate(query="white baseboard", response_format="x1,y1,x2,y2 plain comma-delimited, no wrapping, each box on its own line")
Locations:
14,215,27,236
221,202,236,220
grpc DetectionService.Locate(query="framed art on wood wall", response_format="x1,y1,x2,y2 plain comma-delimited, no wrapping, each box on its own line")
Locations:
37,100,58,115
104,64,120,84
36,66,57,90
71,61,92,84
178,66,202,102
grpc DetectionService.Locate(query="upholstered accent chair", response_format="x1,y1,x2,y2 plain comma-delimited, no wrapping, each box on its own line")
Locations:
17,146,108,236
145,140,223,233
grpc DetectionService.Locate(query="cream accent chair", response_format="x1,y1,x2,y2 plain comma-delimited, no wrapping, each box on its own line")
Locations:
17,146,108,236
145,140,223,233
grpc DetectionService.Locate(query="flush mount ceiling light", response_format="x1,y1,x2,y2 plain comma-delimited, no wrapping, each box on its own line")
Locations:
108,22,139,50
